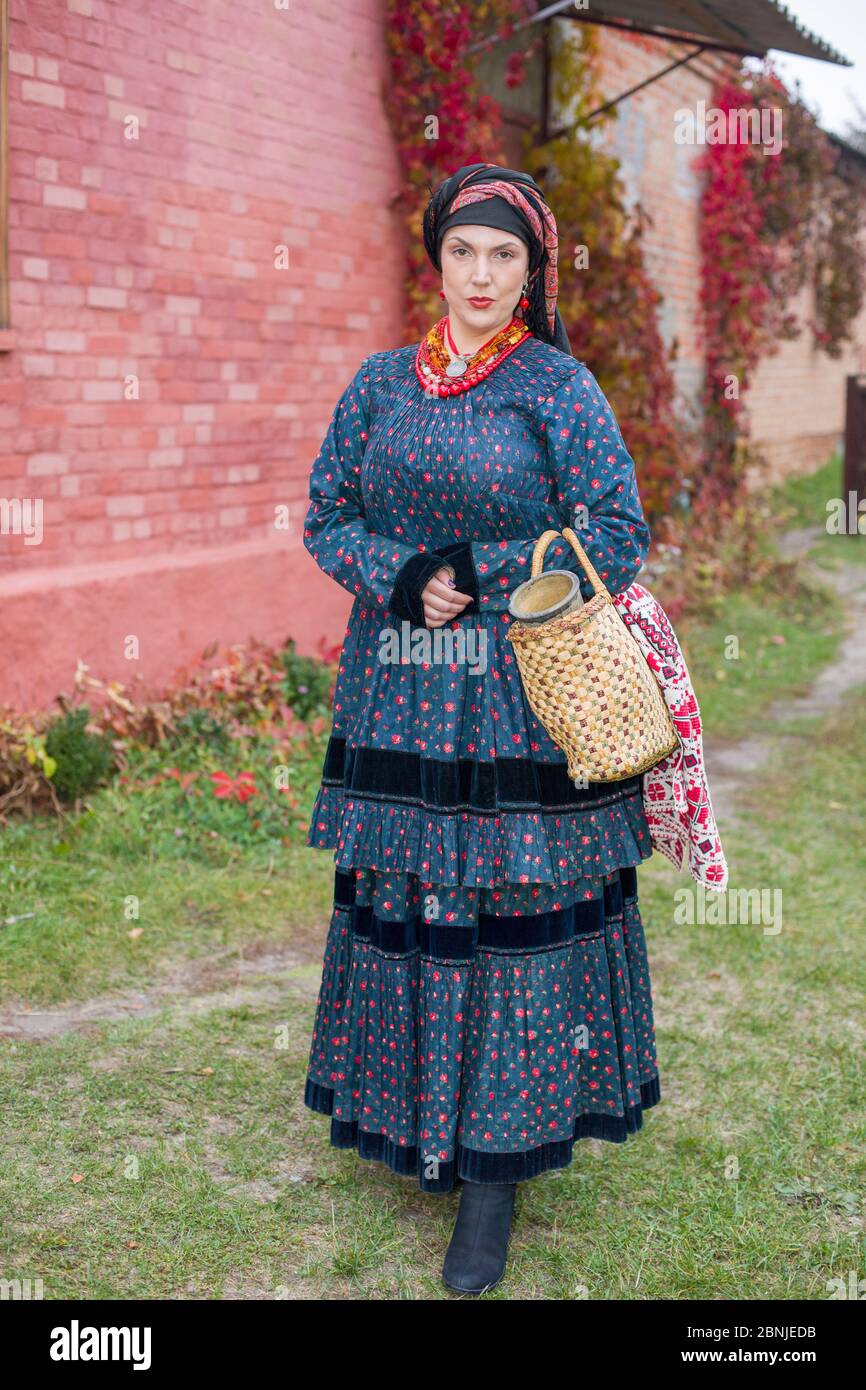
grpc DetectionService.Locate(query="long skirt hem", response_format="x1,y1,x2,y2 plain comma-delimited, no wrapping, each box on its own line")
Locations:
304,1073,661,1192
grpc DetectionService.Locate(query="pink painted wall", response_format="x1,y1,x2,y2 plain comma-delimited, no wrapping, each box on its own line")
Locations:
0,0,401,711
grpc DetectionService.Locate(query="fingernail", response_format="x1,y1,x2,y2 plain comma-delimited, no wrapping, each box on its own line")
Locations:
446,579,456,587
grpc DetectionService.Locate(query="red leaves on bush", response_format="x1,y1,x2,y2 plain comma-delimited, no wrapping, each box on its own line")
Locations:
0,636,338,822
211,770,258,803
382,6,691,525
696,61,865,507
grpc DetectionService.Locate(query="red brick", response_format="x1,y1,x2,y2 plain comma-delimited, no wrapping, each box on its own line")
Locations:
2,1,861,713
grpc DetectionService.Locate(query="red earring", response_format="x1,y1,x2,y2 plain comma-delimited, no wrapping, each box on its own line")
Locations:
439,289,446,300
519,293,530,309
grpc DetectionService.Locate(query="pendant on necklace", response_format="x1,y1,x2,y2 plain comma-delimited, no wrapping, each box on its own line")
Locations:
445,357,468,378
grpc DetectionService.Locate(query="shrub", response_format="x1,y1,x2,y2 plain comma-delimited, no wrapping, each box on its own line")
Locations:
279,638,335,723
169,709,233,756
44,707,115,803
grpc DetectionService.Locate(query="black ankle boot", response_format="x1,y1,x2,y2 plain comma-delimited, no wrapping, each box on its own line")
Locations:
442,1180,517,1294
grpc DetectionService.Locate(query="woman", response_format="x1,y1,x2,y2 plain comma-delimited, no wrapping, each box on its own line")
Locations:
301,162,661,1295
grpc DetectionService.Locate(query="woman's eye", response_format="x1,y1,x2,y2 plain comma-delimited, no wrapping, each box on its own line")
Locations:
450,247,515,258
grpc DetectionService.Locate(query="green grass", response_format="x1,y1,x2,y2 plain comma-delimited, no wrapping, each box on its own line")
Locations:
1,458,863,1298
0,733,331,1005
678,571,845,740
769,452,845,529
2,678,863,1299
675,451,864,738
764,451,866,568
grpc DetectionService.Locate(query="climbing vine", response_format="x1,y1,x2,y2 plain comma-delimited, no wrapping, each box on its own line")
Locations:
383,0,533,340
522,23,692,523
382,2,691,524
695,62,866,507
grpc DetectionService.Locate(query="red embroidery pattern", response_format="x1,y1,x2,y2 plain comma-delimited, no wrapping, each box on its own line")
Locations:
613,583,728,889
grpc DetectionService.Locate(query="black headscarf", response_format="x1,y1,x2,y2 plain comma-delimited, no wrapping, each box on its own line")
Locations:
422,162,573,357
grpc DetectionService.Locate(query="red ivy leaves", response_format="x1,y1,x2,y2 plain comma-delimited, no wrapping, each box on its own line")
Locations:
211,770,258,803
695,60,865,504
381,5,690,527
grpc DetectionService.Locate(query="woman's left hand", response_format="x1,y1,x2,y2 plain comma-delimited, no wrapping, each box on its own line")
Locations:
421,569,474,628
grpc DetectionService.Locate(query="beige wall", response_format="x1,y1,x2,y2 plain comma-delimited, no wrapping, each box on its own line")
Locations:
744,267,866,486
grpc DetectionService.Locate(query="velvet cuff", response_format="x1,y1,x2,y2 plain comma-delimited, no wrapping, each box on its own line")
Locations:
434,541,480,615
388,551,451,627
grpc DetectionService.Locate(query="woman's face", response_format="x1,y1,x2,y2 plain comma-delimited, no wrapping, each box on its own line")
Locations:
440,225,529,341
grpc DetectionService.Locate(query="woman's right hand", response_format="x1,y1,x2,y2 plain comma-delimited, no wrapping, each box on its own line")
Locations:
421,568,474,628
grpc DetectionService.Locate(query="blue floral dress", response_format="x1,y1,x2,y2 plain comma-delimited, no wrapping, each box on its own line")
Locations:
302,332,661,1192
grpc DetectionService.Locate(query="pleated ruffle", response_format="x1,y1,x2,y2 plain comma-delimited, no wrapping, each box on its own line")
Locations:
306,779,652,889
348,863,606,928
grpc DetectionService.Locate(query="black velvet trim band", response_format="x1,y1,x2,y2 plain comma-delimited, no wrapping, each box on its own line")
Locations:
304,1074,662,1192
351,905,475,960
433,540,479,614
388,551,451,627
620,864,638,901
318,733,642,815
346,893,605,957
333,866,356,911
604,873,624,919
475,897,604,949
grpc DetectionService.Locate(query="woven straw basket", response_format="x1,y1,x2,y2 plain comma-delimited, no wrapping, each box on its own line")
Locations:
505,527,680,783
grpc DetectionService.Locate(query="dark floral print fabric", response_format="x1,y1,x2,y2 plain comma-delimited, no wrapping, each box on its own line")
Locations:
301,336,661,1189
304,864,660,1191
303,337,651,616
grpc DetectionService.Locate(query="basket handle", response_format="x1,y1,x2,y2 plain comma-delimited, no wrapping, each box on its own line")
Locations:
531,527,607,596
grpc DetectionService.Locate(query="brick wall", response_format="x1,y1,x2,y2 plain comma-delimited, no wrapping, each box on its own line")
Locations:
0,0,404,709
3,6,865,712
742,271,866,487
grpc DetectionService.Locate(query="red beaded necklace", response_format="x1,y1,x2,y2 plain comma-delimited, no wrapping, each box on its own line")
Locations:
414,314,530,397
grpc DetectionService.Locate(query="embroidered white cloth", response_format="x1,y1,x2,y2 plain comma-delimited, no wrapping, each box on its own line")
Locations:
612,582,729,891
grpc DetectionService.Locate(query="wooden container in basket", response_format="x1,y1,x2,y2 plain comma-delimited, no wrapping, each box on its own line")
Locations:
505,526,679,783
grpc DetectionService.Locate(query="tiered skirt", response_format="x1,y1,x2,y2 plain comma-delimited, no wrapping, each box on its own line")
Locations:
302,753,662,1193
301,594,663,1191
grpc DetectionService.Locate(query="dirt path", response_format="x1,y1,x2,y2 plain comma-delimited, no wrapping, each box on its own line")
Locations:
0,943,322,1041
703,526,866,825
5,528,862,1042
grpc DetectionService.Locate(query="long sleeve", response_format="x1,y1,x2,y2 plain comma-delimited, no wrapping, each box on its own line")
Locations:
303,357,446,621
433,365,651,614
